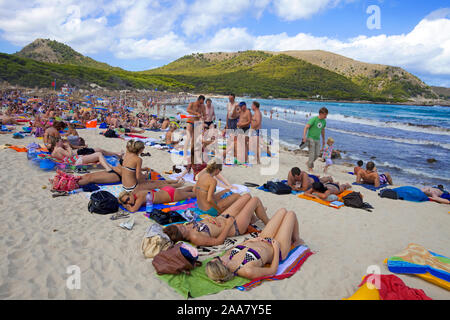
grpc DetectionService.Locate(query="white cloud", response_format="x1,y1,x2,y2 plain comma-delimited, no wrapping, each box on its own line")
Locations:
272,0,343,21
115,32,190,60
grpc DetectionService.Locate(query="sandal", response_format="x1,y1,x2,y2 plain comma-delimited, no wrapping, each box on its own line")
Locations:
52,191,68,198
110,210,130,220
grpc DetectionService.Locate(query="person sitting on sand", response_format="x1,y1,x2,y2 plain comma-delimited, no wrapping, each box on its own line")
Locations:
121,139,183,192
354,160,364,175
117,186,196,213
0,115,20,125
165,124,180,147
49,137,112,170
161,118,170,130
356,161,393,187
163,193,269,247
77,167,124,186
304,181,352,202
287,167,333,192
205,208,302,281
421,185,450,204
194,160,241,216
44,121,66,146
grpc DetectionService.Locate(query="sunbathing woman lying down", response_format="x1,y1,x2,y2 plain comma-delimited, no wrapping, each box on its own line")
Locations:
117,186,196,213
163,194,269,247
304,181,352,202
205,209,303,281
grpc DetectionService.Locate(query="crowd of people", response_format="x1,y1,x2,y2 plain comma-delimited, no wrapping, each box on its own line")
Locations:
1,87,448,287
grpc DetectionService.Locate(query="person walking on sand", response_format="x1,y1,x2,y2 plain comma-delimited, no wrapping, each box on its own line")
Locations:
301,107,328,173
250,101,262,164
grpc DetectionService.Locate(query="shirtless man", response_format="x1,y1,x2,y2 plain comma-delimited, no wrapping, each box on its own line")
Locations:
165,124,180,147
161,118,170,130
287,167,333,192
184,95,205,163
237,102,252,163
250,101,262,164
421,186,450,204
43,121,66,147
224,93,240,161
356,161,393,188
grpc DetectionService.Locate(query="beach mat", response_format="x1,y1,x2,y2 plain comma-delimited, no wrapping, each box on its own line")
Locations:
384,243,450,291
236,245,313,291
297,190,353,209
352,182,388,191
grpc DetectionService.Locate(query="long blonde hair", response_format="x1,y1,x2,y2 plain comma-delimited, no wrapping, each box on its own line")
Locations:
205,259,234,283
126,139,145,154
117,191,132,204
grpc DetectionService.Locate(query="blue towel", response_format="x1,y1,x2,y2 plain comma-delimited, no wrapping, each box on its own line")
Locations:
352,182,388,191
392,186,429,202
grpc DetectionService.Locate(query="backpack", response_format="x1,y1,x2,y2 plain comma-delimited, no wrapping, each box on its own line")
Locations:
104,129,118,138
51,170,81,192
148,209,187,225
265,181,292,195
152,242,202,275
342,192,373,212
379,189,399,200
88,191,119,214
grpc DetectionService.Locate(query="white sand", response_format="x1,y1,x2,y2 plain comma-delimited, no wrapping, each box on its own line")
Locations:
0,126,449,300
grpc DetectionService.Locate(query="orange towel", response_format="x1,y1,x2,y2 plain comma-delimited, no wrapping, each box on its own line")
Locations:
8,146,27,152
298,190,353,208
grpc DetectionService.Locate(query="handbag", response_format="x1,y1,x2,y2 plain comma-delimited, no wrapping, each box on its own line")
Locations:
142,236,172,259
152,243,202,275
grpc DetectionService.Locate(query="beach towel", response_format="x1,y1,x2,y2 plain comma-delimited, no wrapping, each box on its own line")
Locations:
297,190,353,209
384,243,450,290
168,172,196,185
157,255,249,298
236,245,313,291
352,182,388,191
391,186,429,202
7,145,27,152
346,274,432,300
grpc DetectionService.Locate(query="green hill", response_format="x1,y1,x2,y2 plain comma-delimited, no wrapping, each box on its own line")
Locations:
144,51,372,100
0,52,193,91
2,39,439,102
14,38,121,72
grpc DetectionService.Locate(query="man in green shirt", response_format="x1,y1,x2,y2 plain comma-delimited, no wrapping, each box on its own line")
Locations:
301,107,328,172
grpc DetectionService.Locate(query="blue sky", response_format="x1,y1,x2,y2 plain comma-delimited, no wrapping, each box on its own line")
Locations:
0,0,449,86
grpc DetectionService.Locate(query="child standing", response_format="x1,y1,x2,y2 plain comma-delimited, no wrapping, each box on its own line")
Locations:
322,137,334,173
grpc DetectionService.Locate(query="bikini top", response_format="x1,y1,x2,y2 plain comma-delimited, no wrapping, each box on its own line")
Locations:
192,220,211,237
229,245,262,275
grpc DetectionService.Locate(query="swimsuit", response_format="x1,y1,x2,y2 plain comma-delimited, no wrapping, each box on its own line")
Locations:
192,220,211,237
63,155,83,166
108,170,122,182
122,165,137,191
308,174,320,183
220,214,240,236
195,184,219,216
379,174,388,185
160,186,176,202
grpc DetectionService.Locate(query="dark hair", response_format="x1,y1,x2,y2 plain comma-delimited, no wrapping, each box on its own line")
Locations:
54,121,66,131
291,167,301,176
252,101,260,108
206,98,212,103
312,181,327,193
163,225,184,242
198,95,205,101
319,107,329,115
357,160,363,167
366,161,375,171
229,93,235,98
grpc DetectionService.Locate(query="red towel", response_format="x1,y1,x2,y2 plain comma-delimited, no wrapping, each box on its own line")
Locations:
360,274,432,300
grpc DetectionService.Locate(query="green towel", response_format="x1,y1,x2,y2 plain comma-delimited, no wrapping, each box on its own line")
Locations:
157,256,248,298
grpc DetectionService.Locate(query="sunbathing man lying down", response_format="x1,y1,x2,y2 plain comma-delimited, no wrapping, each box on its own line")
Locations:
205,208,303,281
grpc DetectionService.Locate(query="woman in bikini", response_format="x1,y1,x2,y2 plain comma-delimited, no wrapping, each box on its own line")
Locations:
194,160,241,217
49,137,113,170
163,193,269,247
205,209,303,281
304,181,352,202
121,139,183,192
117,186,196,213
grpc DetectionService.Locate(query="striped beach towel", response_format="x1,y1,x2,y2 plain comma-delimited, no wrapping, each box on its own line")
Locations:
236,245,313,291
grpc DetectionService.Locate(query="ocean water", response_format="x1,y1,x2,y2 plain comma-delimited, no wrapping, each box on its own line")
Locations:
176,98,450,188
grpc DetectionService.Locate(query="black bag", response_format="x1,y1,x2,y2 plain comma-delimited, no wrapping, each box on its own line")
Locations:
104,129,118,138
88,191,119,214
379,189,399,200
265,181,292,195
342,192,373,212
148,209,187,225
77,147,96,155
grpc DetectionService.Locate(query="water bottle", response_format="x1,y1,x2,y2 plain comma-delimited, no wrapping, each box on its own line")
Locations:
69,188,83,194
146,193,154,213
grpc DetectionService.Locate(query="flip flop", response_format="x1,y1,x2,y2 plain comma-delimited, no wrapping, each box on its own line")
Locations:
52,191,68,198
110,210,130,221
244,182,260,187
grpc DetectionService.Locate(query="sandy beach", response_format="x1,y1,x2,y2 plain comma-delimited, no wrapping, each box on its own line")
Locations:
0,120,448,300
